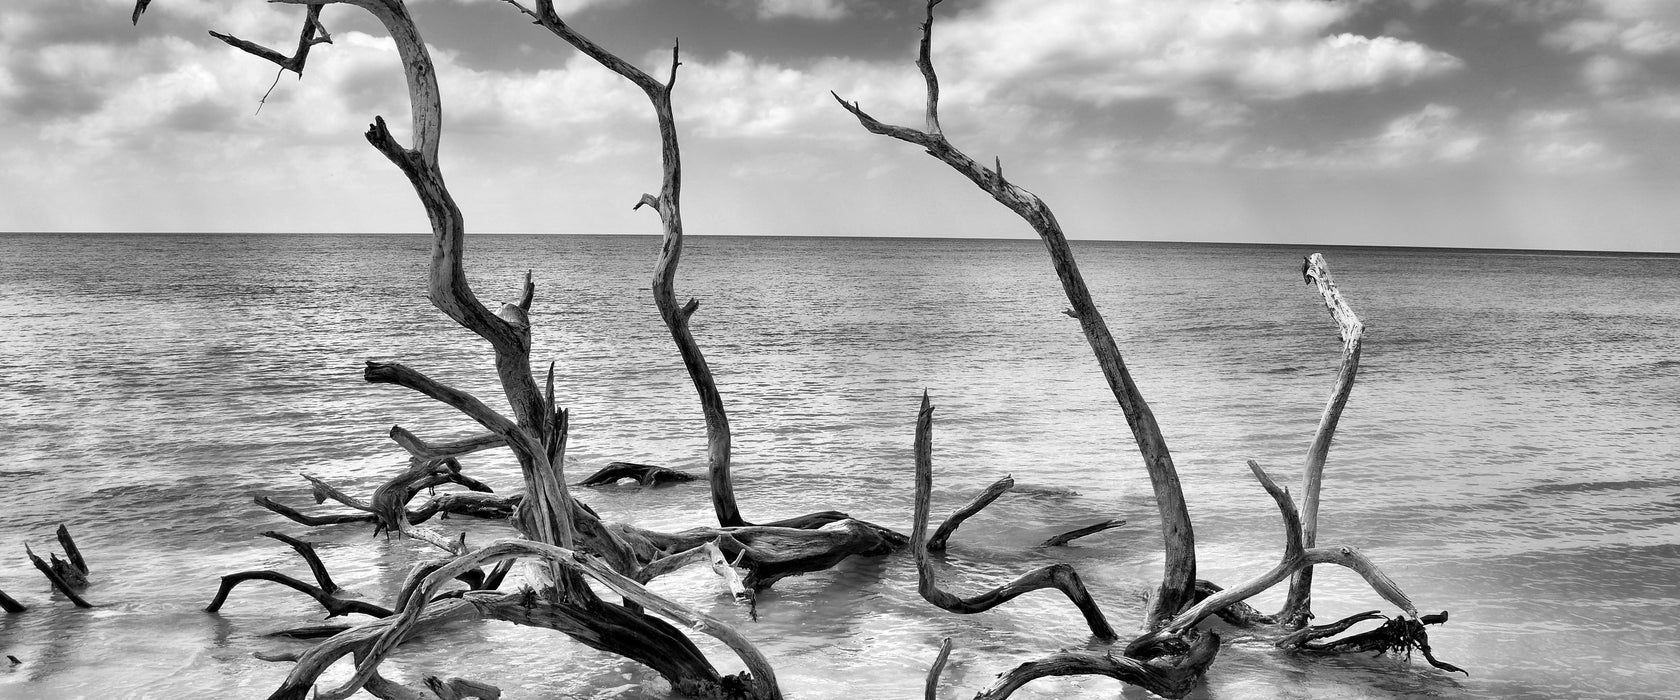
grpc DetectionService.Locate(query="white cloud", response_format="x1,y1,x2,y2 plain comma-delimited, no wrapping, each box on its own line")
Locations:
1512,108,1631,173
935,0,1461,112
751,0,848,21
1242,103,1483,170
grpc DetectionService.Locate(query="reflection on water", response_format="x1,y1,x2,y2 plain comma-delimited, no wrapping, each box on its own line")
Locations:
1,233,1677,699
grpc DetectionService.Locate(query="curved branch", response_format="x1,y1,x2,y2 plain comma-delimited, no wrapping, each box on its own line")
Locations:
972,634,1221,700
836,0,1196,626
206,571,392,618
260,530,338,594
514,4,750,527
332,540,779,700
912,393,1116,641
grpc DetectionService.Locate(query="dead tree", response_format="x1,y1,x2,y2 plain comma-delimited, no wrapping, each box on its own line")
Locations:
839,2,1455,696
506,0,877,532
834,0,1195,630
137,1,784,697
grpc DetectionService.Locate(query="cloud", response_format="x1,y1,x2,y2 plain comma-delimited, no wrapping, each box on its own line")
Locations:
750,0,848,21
1242,103,1483,170
1512,109,1631,173
934,0,1461,113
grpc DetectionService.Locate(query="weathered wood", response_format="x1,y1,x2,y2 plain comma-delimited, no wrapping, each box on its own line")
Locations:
912,393,1116,641
55,525,87,576
1037,519,1126,548
925,637,952,700
261,531,338,594
24,544,91,608
1126,460,1417,656
926,474,1012,551
1283,610,1465,674
389,426,507,461
329,540,779,700
835,0,1197,627
577,461,696,487
266,624,353,639
512,0,742,526
266,597,482,700
0,587,25,613
206,571,393,618
1282,252,1367,625
256,495,377,526
424,676,503,700
971,632,1221,700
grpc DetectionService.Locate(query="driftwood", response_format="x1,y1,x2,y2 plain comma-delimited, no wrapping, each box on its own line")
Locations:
256,457,519,540
913,393,1116,642
837,2,1454,696
0,587,25,613
1281,252,1368,625
135,1,793,697
206,532,393,618
577,461,696,487
1038,519,1126,548
24,527,92,609
1285,611,1465,675
970,637,1220,700
1126,460,1421,653
835,0,1197,629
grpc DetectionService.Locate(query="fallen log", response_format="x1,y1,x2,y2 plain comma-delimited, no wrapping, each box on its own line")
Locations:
1037,519,1126,548
577,461,696,487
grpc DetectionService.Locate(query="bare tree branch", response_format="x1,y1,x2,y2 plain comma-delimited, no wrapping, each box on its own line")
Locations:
835,0,1197,626
913,392,1116,641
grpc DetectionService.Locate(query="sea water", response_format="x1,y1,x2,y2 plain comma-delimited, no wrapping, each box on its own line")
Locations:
1,233,1676,699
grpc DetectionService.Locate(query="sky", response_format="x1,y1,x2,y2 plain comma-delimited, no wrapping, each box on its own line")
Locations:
3,0,1680,252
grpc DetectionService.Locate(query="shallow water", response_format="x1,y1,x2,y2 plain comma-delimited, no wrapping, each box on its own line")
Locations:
1,233,1677,699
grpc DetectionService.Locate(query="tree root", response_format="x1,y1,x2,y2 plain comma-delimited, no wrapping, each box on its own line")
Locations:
972,630,1221,700
1281,610,1466,675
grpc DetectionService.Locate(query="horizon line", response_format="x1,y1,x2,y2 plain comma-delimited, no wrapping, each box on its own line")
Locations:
4,230,1678,258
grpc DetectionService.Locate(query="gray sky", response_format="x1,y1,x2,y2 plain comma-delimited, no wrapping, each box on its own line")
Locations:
4,0,1680,251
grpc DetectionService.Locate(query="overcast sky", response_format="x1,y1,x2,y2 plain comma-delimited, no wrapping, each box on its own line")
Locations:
4,0,1679,251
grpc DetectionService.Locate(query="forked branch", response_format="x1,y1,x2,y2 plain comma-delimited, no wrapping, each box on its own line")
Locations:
1127,460,1417,656
913,393,1116,641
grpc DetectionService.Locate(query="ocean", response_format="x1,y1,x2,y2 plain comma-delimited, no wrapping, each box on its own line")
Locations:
0,232,1676,699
